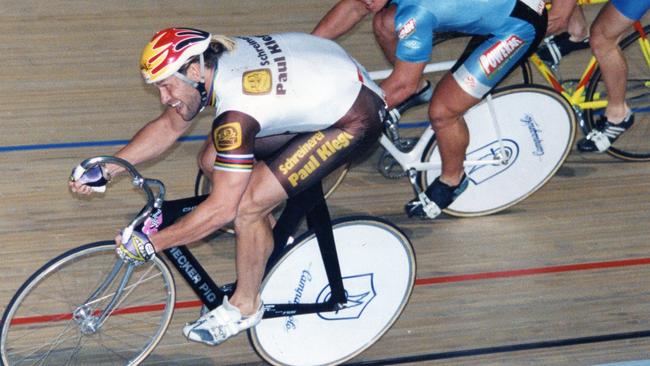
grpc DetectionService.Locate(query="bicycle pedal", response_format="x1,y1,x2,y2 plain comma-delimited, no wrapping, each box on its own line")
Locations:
404,195,442,220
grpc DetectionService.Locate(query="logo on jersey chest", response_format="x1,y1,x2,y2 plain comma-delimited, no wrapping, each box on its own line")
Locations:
479,35,524,77
213,122,242,151
242,69,272,95
241,35,289,95
398,18,416,39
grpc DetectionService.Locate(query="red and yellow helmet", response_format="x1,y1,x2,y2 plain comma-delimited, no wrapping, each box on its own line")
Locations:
140,27,211,83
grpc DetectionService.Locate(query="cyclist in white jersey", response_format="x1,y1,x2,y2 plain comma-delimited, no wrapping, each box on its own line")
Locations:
69,28,385,346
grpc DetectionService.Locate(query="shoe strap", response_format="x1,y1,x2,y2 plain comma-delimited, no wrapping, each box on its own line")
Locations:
418,191,442,219
547,39,563,65
585,130,611,151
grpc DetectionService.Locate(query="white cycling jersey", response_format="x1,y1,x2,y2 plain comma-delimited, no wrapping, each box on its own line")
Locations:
212,33,384,137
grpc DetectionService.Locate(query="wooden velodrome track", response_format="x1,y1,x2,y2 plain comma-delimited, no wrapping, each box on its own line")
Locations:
2,1,650,365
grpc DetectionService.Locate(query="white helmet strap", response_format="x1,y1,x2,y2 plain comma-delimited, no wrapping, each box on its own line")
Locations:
173,54,208,112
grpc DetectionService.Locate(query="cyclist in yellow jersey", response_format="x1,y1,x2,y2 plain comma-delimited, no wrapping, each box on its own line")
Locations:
69,28,385,346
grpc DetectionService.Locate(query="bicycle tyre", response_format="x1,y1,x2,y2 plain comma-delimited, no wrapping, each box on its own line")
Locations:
248,217,415,366
420,84,576,217
1,241,176,366
584,24,650,161
195,163,350,234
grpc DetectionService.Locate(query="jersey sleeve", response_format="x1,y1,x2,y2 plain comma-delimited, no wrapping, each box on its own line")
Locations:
394,5,437,63
211,111,261,173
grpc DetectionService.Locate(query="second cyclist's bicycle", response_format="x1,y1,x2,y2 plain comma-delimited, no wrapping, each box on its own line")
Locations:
379,83,576,217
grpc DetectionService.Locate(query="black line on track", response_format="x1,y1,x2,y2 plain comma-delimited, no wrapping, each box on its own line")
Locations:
346,330,650,365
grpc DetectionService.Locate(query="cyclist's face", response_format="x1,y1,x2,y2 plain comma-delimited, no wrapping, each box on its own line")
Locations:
154,75,202,121
356,0,388,12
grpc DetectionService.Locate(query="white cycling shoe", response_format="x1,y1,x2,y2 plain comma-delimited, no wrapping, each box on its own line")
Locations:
183,296,264,346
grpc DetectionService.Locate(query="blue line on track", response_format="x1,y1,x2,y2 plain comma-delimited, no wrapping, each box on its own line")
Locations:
0,135,207,153
0,121,431,154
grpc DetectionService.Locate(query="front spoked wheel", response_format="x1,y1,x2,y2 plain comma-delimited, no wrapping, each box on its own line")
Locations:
1,241,176,366
585,24,650,161
249,217,415,366
421,85,576,217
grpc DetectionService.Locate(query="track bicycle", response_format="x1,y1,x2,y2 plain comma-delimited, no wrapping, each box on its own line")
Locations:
0,156,416,366
527,2,650,160
378,83,576,217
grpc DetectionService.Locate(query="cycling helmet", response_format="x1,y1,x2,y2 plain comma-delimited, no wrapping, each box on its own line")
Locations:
140,27,211,84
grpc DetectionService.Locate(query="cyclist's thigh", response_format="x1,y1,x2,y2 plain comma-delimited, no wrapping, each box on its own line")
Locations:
264,86,384,198
610,0,650,21
452,2,546,98
592,2,640,39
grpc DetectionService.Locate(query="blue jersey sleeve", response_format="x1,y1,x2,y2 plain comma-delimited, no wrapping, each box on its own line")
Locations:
394,5,437,63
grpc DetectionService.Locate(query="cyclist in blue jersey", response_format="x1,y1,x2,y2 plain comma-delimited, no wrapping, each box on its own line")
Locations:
576,0,650,152
314,0,548,219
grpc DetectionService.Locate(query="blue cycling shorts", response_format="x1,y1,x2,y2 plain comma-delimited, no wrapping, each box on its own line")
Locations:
611,0,650,21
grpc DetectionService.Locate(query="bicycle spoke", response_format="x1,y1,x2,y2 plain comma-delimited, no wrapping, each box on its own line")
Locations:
59,332,84,366
85,266,162,308
14,325,79,366
93,332,135,362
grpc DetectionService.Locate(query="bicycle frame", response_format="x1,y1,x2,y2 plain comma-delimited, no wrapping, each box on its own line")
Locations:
167,191,346,318
380,94,508,173
530,21,650,112
77,157,351,322
156,185,350,319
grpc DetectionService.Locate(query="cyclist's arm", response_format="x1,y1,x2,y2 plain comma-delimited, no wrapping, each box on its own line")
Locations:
149,112,260,251
312,0,371,39
381,5,432,108
111,108,191,176
381,60,426,108
546,0,578,35
69,107,191,194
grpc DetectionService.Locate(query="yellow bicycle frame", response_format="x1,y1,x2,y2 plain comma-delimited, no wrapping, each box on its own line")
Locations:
534,0,650,111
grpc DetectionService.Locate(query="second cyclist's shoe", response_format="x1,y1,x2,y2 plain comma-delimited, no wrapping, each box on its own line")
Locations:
183,296,264,346
576,112,635,153
537,32,590,66
405,174,469,219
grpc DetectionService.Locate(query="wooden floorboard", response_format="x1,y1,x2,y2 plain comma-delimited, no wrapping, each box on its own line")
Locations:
2,1,650,365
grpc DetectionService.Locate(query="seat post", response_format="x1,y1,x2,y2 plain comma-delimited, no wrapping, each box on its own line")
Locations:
304,184,347,305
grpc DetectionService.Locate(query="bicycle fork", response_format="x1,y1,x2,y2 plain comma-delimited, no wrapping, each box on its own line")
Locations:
73,260,134,334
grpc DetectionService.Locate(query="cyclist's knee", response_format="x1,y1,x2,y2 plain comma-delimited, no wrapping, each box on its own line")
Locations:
589,22,618,52
372,11,394,43
428,101,462,131
235,188,277,226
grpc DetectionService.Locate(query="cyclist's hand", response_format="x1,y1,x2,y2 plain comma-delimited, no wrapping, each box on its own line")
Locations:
115,231,156,266
384,107,401,126
69,164,111,194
